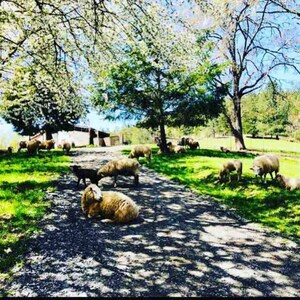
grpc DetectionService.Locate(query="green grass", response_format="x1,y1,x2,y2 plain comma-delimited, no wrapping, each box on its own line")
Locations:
123,142,300,241
0,150,70,287
200,136,300,156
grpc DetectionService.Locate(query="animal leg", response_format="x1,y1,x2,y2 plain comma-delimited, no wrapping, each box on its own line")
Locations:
113,175,117,188
270,172,274,180
77,178,81,187
83,178,87,187
263,174,267,184
134,174,139,186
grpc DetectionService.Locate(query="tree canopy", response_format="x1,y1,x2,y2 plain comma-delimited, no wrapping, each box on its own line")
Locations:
0,63,86,139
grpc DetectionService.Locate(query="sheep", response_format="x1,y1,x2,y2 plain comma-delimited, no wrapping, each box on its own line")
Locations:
63,142,71,154
128,145,152,163
167,142,186,154
39,139,55,151
18,141,27,152
0,147,13,155
81,184,140,223
220,146,230,153
71,165,100,187
26,140,41,155
251,154,279,183
275,174,300,191
218,159,243,182
97,158,140,188
188,140,200,150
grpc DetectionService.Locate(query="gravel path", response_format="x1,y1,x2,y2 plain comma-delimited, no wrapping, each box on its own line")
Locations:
4,146,300,297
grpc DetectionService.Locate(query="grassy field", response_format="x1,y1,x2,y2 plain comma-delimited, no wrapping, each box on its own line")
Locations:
200,136,300,156
123,138,300,241
0,151,70,285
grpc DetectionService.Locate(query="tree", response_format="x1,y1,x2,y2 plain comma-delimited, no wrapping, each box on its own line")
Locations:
242,82,291,138
200,0,300,149
0,63,86,139
90,1,228,152
91,45,224,152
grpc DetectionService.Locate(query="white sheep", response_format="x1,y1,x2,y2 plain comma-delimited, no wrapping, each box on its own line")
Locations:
251,154,279,183
128,145,152,163
81,184,140,223
97,158,140,187
276,174,300,191
218,159,243,182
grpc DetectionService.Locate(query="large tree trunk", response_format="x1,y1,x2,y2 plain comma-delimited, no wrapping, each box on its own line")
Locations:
232,99,246,150
45,129,53,140
159,121,168,153
222,95,247,150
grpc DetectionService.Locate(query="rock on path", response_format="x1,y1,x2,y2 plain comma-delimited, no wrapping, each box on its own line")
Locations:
4,146,300,297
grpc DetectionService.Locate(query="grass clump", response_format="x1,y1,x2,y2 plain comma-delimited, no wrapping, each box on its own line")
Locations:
0,150,70,283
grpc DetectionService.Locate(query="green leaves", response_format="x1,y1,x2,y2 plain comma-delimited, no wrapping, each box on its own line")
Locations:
1,63,87,136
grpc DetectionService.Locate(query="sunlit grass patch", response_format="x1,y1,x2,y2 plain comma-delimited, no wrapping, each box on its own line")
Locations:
123,145,300,241
0,150,70,279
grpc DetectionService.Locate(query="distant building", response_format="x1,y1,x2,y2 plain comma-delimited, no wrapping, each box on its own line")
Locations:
18,126,122,147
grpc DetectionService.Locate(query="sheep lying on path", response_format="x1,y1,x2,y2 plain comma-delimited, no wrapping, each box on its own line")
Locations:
251,154,279,183
97,158,140,188
276,174,300,191
39,139,55,151
81,184,140,223
63,142,71,154
128,145,152,163
0,147,13,155
27,140,41,155
18,141,27,152
218,159,243,182
71,165,99,187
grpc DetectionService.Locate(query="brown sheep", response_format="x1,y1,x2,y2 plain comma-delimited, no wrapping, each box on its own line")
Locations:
18,141,28,152
39,139,55,151
63,142,71,154
0,147,13,155
276,174,300,191
26,140,41,155
97,158,140,187
71,165,100,187
219,159,243,182
188,141,200,150
81,184,140,223
128,145,152,163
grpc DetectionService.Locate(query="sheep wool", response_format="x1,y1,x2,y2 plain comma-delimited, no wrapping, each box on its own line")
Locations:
26,140,41,155
276,174,300,191
219,159,242,182
97,158,140,187
81,184,140,223
63,142,71,154
251,154,279,183
128,145,152,162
